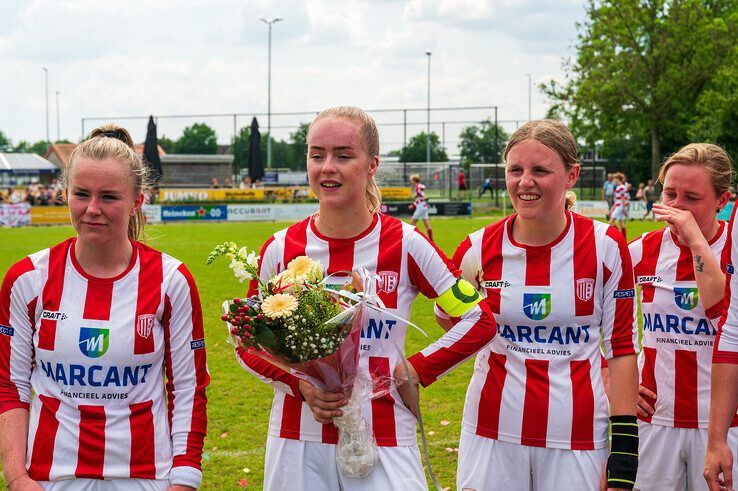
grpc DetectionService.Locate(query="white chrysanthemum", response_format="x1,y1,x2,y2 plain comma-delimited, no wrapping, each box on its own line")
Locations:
261,293,299,318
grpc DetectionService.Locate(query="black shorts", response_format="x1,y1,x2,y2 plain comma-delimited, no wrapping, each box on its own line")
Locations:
459,184,468,190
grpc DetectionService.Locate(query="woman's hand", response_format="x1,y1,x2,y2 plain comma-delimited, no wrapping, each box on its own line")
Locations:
637,385,656,418
704,439,733,491
653,204,705,250
298,379,347,424
393,361,421,420
7,474,43,491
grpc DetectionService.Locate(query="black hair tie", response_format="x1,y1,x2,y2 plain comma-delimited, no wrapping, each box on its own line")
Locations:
99,129,123,140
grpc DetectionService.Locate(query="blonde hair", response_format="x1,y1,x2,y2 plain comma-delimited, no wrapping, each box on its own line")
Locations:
306,106,381,213
658,143,734,197
62,124,152,240
409,174,420,183
504,119,580,209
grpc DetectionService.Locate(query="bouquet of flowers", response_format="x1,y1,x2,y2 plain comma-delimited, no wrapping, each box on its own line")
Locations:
207,242,397,478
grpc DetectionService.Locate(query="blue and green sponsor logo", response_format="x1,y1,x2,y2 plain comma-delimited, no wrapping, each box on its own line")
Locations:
674,287,699,311
523,293,551,320
78,327,110,358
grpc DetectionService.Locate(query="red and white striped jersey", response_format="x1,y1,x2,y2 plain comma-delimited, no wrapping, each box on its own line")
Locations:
450,212,638,450
716,203,738,364
631,224,736,428
614,184,629,209
236,213,495,446
413,183,426,206
0,238,209,484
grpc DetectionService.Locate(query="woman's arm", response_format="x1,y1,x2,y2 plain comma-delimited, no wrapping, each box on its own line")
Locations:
653,204,725,312
163,264,209,489
0,409,42,490
704,363,738,491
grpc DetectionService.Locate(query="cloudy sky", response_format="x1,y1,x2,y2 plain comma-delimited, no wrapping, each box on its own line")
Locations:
0,0,585,155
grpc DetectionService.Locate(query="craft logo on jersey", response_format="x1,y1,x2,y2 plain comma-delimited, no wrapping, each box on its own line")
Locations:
523,293,551,320
674,287,699,311
377,271,398,294
576,278,595,302
136,314,155,339
79,327,110,358
41,310,67,321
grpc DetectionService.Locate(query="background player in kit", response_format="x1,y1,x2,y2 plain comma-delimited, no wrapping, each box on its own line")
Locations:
610,172,630,239
0,125,209,490
441,120,640,490
408,174,433,242
235,106,496,490
630,143,735,490
705,151,738,490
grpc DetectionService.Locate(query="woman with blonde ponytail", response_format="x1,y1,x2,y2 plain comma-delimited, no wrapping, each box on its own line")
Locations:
0,124,209,490
235,106,496,490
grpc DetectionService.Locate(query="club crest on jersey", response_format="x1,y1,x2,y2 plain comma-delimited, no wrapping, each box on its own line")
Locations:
377,271,398,294
674,287,699,311
523,293,551,320
41,310,67,321
136,314,155,339
576,279,594,302
78,327,109,358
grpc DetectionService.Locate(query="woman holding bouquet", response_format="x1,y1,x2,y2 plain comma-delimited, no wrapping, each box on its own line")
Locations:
0,125,209,490
236,106,496,490
443,120,639,490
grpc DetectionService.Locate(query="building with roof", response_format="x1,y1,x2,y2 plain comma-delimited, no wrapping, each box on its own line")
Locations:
160,154,234,187
0,153,59,186
44,142,166,169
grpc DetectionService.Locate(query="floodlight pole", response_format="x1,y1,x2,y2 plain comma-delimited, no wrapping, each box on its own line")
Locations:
56,91,60,141
526,73,532,121
43,67,49,142
425,50,431,163
260,16,283,170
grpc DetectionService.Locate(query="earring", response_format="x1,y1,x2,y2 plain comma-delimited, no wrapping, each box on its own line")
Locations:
717,208,721,213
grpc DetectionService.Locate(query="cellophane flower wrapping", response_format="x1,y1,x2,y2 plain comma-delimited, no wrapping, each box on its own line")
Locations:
209,243,399,478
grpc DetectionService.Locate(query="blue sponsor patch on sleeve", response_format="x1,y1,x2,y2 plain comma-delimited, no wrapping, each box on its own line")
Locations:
0,325,14,337
727,264,735,275
614,289,635,298
190,338,206,350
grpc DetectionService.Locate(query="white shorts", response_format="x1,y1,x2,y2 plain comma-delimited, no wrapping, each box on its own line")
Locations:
457,429,608,491
40,479,169,490
635,423,738,491
263,435,426,491
411,202,430,221
611,206,628,221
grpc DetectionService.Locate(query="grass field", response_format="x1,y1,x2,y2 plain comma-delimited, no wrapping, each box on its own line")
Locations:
0,215,663,489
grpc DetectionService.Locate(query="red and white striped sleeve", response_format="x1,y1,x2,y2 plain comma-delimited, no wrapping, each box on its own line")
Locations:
162,263,210,488
715,206,738,363
236,237,302,397
406,229,496,386
433,234,480,323
0,257,38,415
601,227,638,359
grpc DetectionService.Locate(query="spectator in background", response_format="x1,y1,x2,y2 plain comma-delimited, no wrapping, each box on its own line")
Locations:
8,188,21,204
23,187,35,206
36,185,50,206
730,185,737,202
458,167,468,200
210,177,221,188
223,178,233,188
642,179,657,221
239,176,252,189
636,182,645,202
252,179,263,189
602,173,616,209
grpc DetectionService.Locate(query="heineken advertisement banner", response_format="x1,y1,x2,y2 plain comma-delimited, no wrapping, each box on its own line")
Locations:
160,205,228,221
380,201,472,217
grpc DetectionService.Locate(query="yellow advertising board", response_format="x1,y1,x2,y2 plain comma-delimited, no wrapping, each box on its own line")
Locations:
31,207,71,225
158,186,411,203
379,187,413,200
